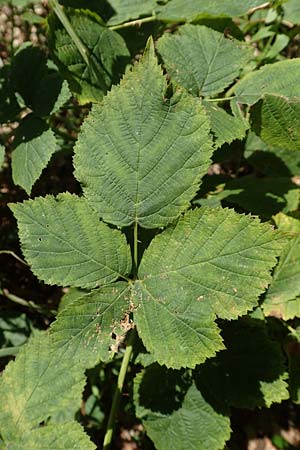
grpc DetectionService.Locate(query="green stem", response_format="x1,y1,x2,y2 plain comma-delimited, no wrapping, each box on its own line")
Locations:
102,332,134,450
1,288,56,316
0,250,28,265
205,96,237,103
0,346,20,358
133,221,138,279
109,14,156,31
49,0,90,67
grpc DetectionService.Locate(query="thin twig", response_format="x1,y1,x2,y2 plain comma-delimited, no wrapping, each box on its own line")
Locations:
109,14,157,31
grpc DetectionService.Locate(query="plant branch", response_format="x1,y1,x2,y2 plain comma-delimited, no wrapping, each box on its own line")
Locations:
109,14,156,31
1,288,56,316
133,221,139,279
49,0,90,67
0,250,28,265
205,96,237,103
102,331,135,450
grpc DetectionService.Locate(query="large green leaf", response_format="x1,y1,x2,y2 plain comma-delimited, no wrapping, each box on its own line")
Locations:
263,214,300,320
132,207,283,368
233,59,300,106
107,0,157,25
0,331,85,440
157,0,268,22
158,25,251,98
196,318,289,408
9,193,131,289
11,115,57,195
74,39,213,228
5,422,96,450
244,131,300,177
51,282,131,368
48,9,130,103
204,102,249,147
252,94,300,151
134,365,231,450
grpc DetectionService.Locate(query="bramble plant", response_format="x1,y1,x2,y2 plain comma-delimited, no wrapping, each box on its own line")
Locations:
2,0,300,449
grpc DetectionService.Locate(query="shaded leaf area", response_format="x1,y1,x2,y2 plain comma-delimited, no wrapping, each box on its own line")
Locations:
74,39,213,228
0,145,4,167
251,95,300,151
0,312,32,348
204,102,249,148
233,59,300,107
9,193,131,289
197,175,299,219
11,43,65,117
263,214,300,320
47,9,130,103
51,282,131,368
132,207,283,368
11,114,57,195
6,422,96,450
158,24,251,98
286,329,300,404
245,132,300,177
0,331,86,441
157,0,268,22
283,0,300,24
0,65,21,123
134,364,231,450
195,318,289,409
107,0,157,25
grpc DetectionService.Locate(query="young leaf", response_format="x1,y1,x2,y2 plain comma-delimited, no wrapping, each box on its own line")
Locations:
204,102,249,147
0,331,85,441
157,0,268,22
74,39,213,228
132,207,284,368
5,422,96,450
47,9,130,103
134,365,231,450
233,59,300,106
252,94,300,151
196,318,289,409
9,193,131,289
51,282,131,368
157,25,251,97
107,0,157,25
263,214,300,320
11,115,57,195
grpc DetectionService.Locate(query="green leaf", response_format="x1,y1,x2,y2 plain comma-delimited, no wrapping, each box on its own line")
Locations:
132,207,283,368
233,59,300,106
263,214,300,320
196,318,289,409
11,44,65,116
48,9,130,103
198,175,300,219
0,331,85,440
9,193,131,289
134,365,231,450
5,422,96,450
244,131,300,177
74,39,213,228
51,282,131,368
283,0,300,24
11,115,57,195
0,65,21,123
157,25,251,98
204,102,249,147
107,0,157,25
50,80,72,114
252,94,300,151
0,312,31,347
157,0,268,22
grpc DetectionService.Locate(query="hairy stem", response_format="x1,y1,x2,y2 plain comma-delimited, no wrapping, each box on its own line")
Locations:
109,14,156,31
133,221,139,279
102,332,134,450
49,0,90,67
